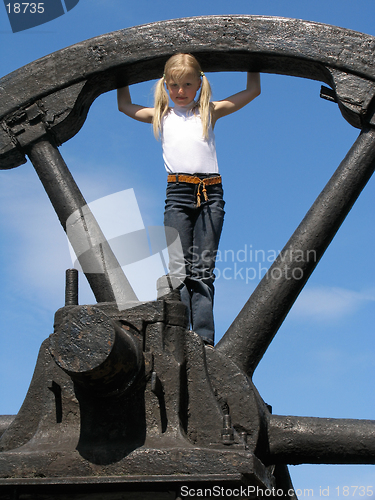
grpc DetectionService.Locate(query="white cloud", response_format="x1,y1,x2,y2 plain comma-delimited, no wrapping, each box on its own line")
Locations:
0,167,173,312
0,167,71,300
291,286,375,322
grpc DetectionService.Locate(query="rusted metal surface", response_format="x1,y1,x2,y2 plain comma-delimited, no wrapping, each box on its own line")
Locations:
0,296,277,498
268,415,375,465
0,15,374,500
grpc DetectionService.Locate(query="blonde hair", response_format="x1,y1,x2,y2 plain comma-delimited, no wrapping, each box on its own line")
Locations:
153,53,212,139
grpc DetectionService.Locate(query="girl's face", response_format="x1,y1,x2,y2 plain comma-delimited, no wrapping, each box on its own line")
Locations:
165,73,201,107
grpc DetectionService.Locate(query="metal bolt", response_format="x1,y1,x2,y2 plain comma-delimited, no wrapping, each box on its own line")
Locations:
221,414,234,445
65,268,78,306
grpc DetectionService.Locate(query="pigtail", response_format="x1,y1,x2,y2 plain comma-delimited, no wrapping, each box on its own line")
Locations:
153,77,170,139
196,74,212,140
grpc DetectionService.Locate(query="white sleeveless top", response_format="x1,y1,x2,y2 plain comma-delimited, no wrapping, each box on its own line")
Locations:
161,103,219,174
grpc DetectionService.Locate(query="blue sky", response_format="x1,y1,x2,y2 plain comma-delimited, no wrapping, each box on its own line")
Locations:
0,0,374,496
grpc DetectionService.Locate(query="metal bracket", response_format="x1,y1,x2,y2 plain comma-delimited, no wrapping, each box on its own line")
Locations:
5,102,48,149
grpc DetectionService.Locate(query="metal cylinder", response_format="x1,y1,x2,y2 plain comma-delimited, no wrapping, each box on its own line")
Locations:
268,414,375,464
49,305,142,396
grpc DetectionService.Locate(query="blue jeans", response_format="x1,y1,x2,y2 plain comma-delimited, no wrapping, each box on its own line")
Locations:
163,175,225,345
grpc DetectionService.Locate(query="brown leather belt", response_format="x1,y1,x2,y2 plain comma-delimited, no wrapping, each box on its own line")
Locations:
167,174,222,207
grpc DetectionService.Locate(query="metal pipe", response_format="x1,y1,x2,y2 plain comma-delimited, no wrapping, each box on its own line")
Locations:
268,414,375,464
216,127,375,376
26,138,138,306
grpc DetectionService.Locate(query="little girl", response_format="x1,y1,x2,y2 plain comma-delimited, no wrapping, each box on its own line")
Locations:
118,53,260,346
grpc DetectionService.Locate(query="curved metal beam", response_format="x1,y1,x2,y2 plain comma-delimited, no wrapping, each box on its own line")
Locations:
2,15,375,169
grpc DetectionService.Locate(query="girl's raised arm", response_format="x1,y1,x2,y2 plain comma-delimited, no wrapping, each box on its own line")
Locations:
212,72,261,125
117,86,154,123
